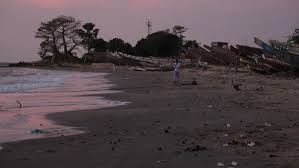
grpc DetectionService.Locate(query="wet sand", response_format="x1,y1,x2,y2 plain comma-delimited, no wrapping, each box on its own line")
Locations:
1,68,299,168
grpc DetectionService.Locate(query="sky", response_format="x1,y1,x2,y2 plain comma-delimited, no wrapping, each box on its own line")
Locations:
0,0,298,62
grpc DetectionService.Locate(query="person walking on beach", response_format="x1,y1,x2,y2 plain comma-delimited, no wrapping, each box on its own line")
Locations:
173,58,182,86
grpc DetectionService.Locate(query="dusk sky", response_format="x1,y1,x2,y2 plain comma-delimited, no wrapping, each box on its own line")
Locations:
0,0,298,62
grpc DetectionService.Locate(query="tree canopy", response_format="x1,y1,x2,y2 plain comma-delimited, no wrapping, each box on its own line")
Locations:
292,36,299,44
93,38,108,52
290,30,299,44
35,15,81,63
35,16,193,64
183,40,199,49
108,38,126,52
135,31,183,57
172,25,188,39
78,22,99,54
107,38,134,54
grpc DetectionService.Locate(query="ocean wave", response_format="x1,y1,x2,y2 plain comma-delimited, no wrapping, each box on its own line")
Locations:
0,68,68,93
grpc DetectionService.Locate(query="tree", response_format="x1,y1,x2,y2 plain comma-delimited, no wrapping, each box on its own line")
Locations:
172,25,188,39
135,38,151,57
292,36,299,44
78,22,99,54
35,19,61,63
35,15,81,63
135,31,183,57
38,41,53,59
107,38,135,55
108,38,126,52
183,40,199,49
93,38,108,52
123,42,135,55
290,29,299,44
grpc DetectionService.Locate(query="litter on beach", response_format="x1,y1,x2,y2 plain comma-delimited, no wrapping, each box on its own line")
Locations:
156,160,168,163
231,161,238,166
30,129,49,135
265,123,272,127
217,162,225,167
223,143,229,147
247,142,255,147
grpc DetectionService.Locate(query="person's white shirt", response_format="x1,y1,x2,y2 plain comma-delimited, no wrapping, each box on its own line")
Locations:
174,62,181,72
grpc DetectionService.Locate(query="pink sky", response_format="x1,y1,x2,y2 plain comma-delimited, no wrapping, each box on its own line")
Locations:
0,0,298,62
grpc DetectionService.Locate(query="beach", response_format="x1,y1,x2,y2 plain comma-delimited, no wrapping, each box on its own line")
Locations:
1,67,299,168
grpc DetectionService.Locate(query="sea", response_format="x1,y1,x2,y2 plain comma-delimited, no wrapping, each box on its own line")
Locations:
0,67,127,144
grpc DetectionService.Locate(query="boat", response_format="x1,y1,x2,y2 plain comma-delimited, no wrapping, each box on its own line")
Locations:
254,36,299,68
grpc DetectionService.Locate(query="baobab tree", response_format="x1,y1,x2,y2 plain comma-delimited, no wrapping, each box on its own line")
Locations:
35,15,81,63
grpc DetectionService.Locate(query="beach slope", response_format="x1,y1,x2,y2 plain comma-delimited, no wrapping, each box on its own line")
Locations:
1,69,299,168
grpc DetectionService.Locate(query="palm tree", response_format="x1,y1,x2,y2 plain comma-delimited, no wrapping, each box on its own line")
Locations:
78,22,99,54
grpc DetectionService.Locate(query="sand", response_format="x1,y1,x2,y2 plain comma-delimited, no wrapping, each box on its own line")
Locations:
1,67,299,168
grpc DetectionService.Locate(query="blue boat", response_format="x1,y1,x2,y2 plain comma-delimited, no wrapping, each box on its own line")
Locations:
254,37,299,68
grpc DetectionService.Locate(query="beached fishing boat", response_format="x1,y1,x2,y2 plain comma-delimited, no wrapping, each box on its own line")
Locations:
254,37,299,68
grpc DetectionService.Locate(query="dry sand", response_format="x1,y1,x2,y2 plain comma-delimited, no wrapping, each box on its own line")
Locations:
1,67,299,168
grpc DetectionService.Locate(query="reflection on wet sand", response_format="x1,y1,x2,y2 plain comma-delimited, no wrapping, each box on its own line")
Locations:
0,68,128,143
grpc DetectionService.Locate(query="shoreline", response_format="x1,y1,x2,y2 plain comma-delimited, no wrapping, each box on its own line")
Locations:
1,68,299,168
0,67,127,144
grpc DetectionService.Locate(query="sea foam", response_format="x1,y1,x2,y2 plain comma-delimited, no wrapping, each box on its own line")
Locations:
0,68,128,143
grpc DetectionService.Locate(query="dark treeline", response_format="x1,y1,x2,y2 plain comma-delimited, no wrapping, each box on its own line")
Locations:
35,15,200,64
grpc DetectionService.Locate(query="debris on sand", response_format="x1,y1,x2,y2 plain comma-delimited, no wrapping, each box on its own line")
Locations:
152,120,161,126
233,84,241,91
30,129,49,134
256,86,264,92
45,149,56,153
156,160,168,163
264,122,272,127
192,78,198,85
184,145,207,152
231,161,238,166
247,142,255,147
217,162,225,167
157,147,163,151
232,80,242,91
269,154,279,158
239,134,246,139
217,161,238,167
226,123,231,128
128,67,146,71
223,143,229,147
